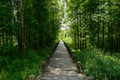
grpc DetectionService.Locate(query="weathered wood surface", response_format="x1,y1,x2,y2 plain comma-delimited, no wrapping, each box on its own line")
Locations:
36,41,85,80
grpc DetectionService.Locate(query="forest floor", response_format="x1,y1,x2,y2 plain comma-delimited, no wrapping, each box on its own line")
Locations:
36,41,84,80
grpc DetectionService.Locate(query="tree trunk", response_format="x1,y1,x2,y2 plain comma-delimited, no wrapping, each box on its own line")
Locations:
108,23,110,51
20,0,26,51
118,3,120,53
79,14,82,49
77,13,79,48
111,27,113,53
118,27,120,52
97,21,100,47
102,20,105,50
0,31,2,54
89,13,93,46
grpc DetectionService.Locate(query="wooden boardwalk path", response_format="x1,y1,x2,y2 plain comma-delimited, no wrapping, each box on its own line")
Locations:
36,41,84,80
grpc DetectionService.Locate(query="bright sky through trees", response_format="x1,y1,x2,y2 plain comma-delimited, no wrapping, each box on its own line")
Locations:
59,0,70,31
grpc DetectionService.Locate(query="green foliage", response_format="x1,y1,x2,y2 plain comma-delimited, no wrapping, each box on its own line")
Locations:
65,39,120,80
0,0,61,78
0,0,61,80
68,0,120,52
0,43,56,80
59,30,70,40
0,51,38,80
77,48,120,79
0,0,61,53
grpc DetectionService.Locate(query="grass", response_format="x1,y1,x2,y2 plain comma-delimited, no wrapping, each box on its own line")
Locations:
64,37,120,80
0,42,57,80
77,48,120,80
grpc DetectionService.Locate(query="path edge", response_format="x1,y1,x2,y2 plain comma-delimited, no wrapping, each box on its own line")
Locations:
31,41,60,80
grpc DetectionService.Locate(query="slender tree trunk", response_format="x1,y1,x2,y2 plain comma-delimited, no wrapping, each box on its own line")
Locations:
0,31,2,54
20,0,26,51
14,0,22,49
73,27,76,46
37,23,40,50
33,1,40,50
102,20,105,50
77,12,79,48
97,21,100,47
108,23,110,51
118,4,120,53
117,2,120,53
79,14,82,49
111,27,113,53
97,0,102,48
80,32,82,49
0,31,2,45
89,13,92,44
85,34,87,48
74,18,77,48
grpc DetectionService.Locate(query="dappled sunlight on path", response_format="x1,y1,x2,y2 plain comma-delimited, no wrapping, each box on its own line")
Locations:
36,41,84,80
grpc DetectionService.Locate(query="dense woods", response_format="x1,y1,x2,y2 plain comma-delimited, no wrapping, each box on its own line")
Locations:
0,0,61,53
0,0,120,80
0,0,63,79
63,0,120,80
67,0,120,53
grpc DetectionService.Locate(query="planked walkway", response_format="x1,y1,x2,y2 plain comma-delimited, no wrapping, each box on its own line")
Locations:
36,41,84,80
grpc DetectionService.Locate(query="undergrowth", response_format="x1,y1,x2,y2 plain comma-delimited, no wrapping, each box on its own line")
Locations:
77,48,120,80
65,38,120,80
0,42,57,80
